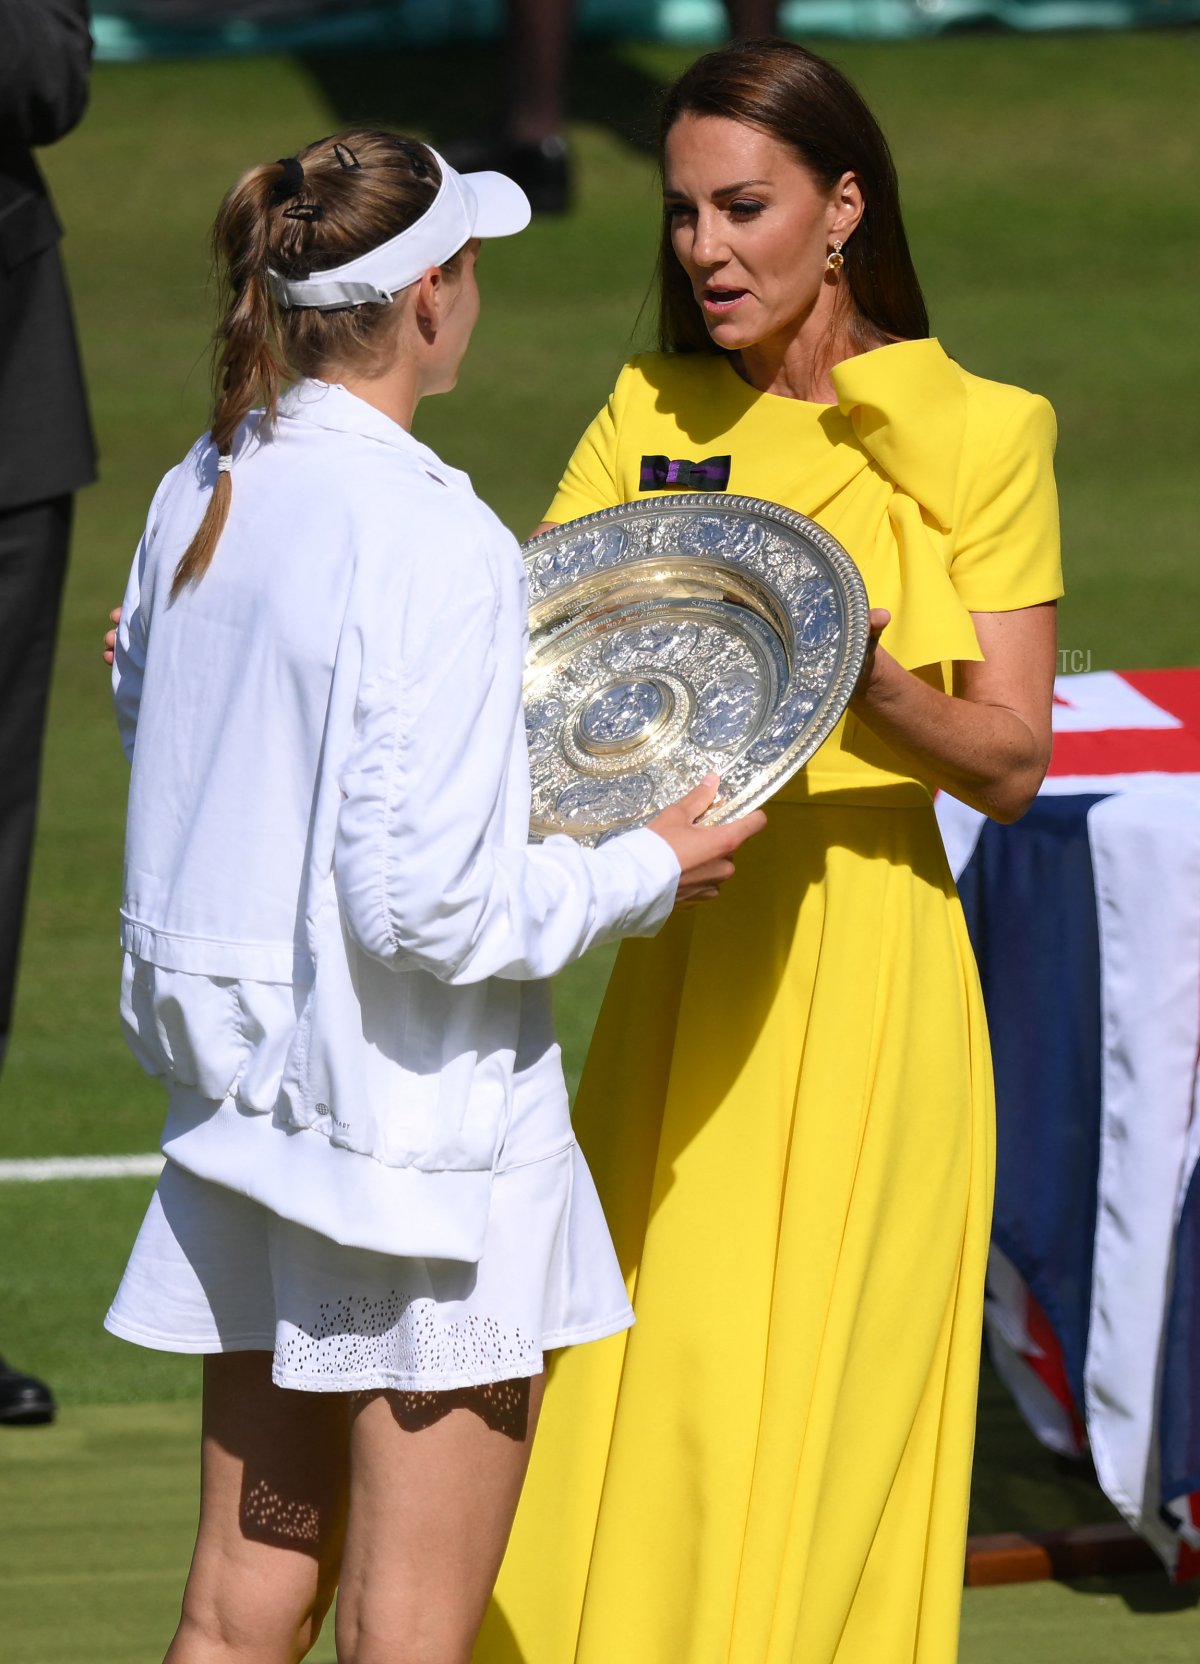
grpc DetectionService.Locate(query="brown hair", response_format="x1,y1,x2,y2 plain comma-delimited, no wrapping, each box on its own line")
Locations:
173,129,460,597
656,40,929,358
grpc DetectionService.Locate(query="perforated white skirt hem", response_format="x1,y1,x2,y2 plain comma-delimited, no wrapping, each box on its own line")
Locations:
106,1142,634,1393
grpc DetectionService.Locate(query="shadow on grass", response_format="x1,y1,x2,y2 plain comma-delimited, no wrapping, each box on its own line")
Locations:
971,1350,1200,1610
970,1350,1121,1539
1067,1573,1200,1615
298,42,667,153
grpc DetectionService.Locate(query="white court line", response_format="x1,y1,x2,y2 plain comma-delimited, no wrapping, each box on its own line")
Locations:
0,1153,164,1182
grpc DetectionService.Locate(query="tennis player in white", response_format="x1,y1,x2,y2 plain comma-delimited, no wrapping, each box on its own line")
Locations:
105,130,763,1664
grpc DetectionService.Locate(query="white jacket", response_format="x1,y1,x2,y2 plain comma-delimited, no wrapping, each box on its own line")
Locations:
114,381,678,1261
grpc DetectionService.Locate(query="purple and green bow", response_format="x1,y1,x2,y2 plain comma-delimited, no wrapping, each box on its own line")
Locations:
639,454,731,491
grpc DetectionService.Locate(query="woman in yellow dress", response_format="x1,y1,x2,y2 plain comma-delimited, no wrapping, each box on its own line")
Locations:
478,38,1062,1664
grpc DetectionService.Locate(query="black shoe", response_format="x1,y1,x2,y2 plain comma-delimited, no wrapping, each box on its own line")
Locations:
442,135,572,216
0,1355,56,1426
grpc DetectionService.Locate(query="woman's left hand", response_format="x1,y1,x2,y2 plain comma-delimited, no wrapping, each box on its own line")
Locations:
103,607,120,666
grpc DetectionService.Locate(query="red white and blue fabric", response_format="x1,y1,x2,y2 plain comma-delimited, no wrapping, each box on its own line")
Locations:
935,669,1200,1580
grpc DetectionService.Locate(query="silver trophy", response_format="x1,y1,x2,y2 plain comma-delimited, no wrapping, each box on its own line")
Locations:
522,494,869,844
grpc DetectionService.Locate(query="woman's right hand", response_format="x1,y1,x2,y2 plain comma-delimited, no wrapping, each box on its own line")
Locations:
103,607,120,666
648,773,766,907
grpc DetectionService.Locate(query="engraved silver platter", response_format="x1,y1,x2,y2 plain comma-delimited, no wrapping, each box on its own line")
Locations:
522,494,869,845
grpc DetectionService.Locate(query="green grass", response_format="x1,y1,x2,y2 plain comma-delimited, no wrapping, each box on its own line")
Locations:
959,1574,1200,1663
0,1398,1196,1664
0,31,1197,1662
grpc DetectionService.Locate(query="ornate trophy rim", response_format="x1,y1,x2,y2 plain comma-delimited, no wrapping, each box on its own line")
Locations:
522,493,870,843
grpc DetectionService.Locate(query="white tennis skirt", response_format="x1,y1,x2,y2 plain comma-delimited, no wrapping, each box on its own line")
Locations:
105,1136,634,1395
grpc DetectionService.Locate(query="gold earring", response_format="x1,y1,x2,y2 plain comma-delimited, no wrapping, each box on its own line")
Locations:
826,239,844,275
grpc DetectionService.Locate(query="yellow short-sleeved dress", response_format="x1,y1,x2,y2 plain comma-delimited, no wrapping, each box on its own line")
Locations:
478,339,1063,1664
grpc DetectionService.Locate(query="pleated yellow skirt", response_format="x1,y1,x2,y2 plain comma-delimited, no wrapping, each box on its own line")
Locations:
479,794,995,1664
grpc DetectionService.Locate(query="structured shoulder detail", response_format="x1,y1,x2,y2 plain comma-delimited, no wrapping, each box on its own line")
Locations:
831,339,967,530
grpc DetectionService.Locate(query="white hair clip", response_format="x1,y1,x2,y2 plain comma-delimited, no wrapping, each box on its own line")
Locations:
217,454,233,474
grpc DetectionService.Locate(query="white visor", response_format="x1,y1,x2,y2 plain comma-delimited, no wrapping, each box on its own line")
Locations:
267,147,531,311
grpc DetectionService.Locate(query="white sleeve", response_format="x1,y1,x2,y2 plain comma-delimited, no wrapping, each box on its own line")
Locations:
333,510,680,984
112,466,178,763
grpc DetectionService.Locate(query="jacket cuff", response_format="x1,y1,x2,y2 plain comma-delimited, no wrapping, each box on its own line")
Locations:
598,824,680,937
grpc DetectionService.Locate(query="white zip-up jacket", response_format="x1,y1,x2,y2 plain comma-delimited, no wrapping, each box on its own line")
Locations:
113,381,679,1261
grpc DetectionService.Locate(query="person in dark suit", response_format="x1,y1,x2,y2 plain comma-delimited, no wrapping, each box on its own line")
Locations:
0,0,97,1426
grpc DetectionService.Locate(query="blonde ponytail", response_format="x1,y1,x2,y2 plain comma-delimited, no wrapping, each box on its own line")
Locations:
171,159,291,597
172,133,446,599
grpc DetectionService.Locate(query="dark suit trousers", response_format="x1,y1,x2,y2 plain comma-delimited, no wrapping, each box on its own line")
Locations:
0,495,71,1065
